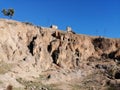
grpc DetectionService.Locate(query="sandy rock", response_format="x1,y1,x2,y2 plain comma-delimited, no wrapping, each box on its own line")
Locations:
0,19,120,89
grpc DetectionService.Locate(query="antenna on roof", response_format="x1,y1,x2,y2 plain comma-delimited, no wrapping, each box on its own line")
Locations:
95,29,99,36
103,28,107,37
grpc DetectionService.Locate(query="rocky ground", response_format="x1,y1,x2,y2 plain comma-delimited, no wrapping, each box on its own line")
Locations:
0,19,120,90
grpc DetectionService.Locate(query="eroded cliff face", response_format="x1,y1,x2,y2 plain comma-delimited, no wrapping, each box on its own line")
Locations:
0,19,120,90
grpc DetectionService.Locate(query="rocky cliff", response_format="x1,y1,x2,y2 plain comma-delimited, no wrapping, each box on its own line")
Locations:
0,19,120,90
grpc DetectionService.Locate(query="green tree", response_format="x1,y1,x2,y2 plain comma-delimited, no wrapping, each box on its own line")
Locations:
1,8,14,18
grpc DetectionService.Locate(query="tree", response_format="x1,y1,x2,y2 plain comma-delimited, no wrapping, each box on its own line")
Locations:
1,8,14,18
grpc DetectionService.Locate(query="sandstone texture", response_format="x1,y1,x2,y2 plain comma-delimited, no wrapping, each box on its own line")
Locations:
0,19,120,90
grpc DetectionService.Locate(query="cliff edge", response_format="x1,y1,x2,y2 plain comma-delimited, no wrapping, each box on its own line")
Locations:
0,19,120,90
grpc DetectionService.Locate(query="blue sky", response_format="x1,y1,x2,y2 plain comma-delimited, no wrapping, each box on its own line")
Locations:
0,0,120,38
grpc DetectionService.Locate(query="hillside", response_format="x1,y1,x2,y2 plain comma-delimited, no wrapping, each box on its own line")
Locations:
0,19,120,90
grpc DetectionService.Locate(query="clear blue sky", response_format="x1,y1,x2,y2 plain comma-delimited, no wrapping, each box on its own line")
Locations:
0,0,120,38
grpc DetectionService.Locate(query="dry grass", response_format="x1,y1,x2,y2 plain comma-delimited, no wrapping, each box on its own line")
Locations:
0,61,13,74
16,78,61,90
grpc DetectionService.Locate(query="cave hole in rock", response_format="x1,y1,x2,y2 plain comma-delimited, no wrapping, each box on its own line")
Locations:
115,72,120,79
75,49,80,57
47,75,51,79
52,32,56,37
47,44,52,53
76,58,79,66
52,32,61,39
27,36,37,56
51,49,59,64
23,57,26,61
108,51,116,59
92,37,104,49
68,38,70,41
